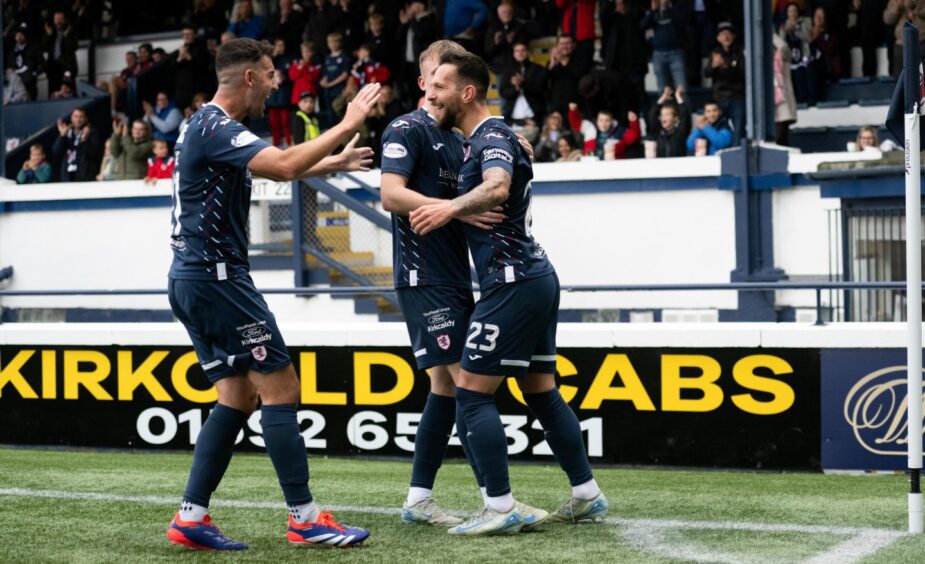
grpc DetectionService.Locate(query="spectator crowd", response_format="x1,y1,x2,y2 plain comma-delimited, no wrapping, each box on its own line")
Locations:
4,0,910,183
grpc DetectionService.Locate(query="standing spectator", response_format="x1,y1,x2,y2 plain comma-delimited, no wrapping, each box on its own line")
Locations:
601,0,648,115
641,0,690,92
7,24,41,101
268,38,293,147
107,50,140,113
647,85,691,157
484,1,527,70
534,111,566,163
306,0,338,52
773,32,798,146
883,0,908,77
366,13,399,75
52,107,102,182
858,0,886,77
570,104,642,159
185,0,227,40
42,10,78,95
227,0,266,40
557,0,596,73
350,43,392,87
319,32,350,127
145,140,175,184
443,0,488,52
704,22,746,144
267,0,306,55
110,119,153,180
143,91,184,145
686,101,733,155
137,43,154,73
547,34,583,117
576,70,639,126
332,0,367,53
366,83,405,165
398,0,439,98
17,144,52,184
152,48,167,64
499,41,548,124
556,131,584,161
289,41,322,105
811,6,841,84
175,27,210,111
331,78,371,145
780,2,815,104
685,0,714,87
291,91,321,144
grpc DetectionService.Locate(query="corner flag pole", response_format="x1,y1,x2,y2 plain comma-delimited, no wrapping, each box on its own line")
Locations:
904,23,924,535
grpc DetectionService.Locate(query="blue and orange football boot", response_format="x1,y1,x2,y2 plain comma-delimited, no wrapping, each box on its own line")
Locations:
167,513,248,551
287,511,370,547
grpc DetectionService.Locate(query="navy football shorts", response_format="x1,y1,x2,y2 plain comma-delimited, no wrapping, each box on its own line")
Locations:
460,272,560,378
168,275,291,383
396,285,475,370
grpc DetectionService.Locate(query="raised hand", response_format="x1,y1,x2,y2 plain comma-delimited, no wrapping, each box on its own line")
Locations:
338,133,374,172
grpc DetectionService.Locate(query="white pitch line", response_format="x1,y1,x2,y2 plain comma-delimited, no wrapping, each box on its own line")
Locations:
0,488,907,562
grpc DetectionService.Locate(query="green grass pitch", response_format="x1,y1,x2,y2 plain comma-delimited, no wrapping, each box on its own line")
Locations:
2,447,925,563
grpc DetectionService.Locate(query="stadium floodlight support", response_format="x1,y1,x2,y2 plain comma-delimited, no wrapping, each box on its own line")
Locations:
902,23,924,535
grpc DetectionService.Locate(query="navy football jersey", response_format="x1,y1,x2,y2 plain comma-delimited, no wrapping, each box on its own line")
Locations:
168,103,271,281
381,108,470,288
460,117,554,288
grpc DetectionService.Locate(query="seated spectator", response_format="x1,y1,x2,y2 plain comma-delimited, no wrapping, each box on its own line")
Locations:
7,24,41,101
291,91,321,145
320,32,350,127
686,101,734,156
484,1,527,70
350,44,391,87
856,126,880,151
184,92,210,119
704,22,746,144
143,91,184,145
52,107,102,182
98,139,117,181
647,86,691,157
268,38,293,147
145,140,175,184
534,111,565,163
641,0,690,92
556,131,583,162
227,0,266,40
110,119,153,180
50,71,76,100
499,41,548,125
289,41,322,106
5,69,30,104
569,104,641,159
17,144,52,184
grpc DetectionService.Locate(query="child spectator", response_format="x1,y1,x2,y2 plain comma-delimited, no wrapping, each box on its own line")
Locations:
145,140,175,184
319,32,350,127
647,86,691,157
17,144,52,184
289,41,322,106
350,43,391,87
267,38,293,147
291,91,321,145
365,13,398,75
569,104,641,159
110,119,153,180
556,131,583,162
686,101,734,156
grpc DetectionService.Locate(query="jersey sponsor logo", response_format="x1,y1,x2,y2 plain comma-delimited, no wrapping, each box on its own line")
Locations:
432,143,444,151
482,147,513,164
251,346,268,361
438,168,463,182
423,307,455,333
383,142,408,159
437,334,451,351
428,312,450,325
231,130,260,148
237,321,272,346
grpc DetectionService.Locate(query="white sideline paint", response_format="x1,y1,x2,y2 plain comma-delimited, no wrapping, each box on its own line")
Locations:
0,488,905,562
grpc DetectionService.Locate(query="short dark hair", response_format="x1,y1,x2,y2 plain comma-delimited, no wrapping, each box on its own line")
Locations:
139,42,153,53
704,100,721,111
439,50,490,101
215,38,274,75
559,131,578,150
660,101,680,115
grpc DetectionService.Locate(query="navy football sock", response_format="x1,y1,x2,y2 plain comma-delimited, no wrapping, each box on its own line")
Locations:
524,389,594,486
410,392,455,489
261,403,312,505
455,404,485,488
182,404,248,507
456,387,510,497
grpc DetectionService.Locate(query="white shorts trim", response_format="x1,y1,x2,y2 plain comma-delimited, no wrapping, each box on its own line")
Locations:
500,359,530,367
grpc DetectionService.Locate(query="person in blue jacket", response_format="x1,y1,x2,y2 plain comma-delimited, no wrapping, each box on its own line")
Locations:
686,101,734,156
444,0,488,40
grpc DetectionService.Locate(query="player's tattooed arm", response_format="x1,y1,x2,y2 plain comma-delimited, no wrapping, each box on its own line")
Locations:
409,168,510,236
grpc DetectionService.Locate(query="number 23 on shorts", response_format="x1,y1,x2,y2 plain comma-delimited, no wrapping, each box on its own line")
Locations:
466,321,500,352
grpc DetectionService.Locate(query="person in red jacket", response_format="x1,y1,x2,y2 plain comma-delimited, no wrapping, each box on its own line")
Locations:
288,41,322,106
568,103,641,159
145,140,175,184
556,0,596,74
350,44,391,87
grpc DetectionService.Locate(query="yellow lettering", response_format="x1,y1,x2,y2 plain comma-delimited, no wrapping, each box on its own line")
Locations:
299,352,347,405
507,355,580,405
118,351,172,401
42,350,56,399
731,355,795,415
354,352,414,405
579,354,655,411
0,350,38,399
63,350,113,400
171,352,217,403
661,355,722,412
